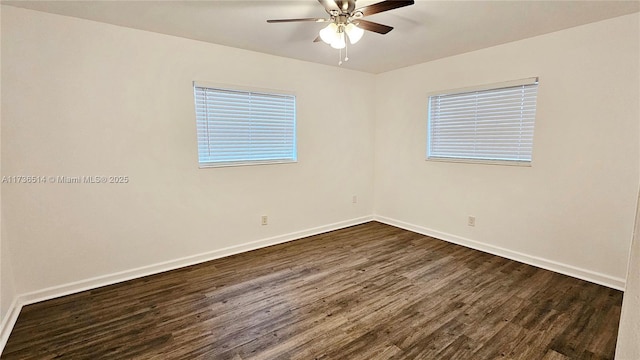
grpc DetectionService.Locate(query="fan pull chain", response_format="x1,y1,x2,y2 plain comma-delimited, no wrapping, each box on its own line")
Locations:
344,39,349,61
338,39,349,66
344,40,349,62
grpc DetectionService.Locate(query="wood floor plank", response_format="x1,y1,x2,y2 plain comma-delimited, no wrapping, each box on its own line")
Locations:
542,350,572,360
1,222,623,359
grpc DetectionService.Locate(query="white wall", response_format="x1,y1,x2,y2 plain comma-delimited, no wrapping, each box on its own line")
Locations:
1,6,376,296
0,1,3,320
0,2,18,347
374,13,639,288
0,230,16,349
616,191,640,359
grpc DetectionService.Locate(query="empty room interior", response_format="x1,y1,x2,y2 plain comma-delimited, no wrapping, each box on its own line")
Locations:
1,0,639,359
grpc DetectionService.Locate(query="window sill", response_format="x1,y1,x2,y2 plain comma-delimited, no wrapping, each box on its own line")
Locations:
199,159,298,169
426,157,532,167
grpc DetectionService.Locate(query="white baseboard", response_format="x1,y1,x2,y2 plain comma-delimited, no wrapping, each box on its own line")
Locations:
19,216,374,306
0,297,22,355
0,215,373,355
374,215,626,291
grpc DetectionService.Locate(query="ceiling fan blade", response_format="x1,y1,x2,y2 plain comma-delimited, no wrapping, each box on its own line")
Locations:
267,18,330,23
318,0,340,13
353,19,393,34
355,0,414,17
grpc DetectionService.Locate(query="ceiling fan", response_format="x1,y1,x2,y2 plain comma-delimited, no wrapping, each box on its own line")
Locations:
267,0,414,61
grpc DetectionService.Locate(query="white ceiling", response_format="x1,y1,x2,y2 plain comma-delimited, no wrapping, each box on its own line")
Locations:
4,0,639,73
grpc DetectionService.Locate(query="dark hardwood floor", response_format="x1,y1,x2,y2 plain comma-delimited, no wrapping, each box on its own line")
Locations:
2,222,623,359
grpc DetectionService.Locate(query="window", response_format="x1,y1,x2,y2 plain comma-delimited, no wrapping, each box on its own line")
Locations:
194,83,297,167
427,78,539,165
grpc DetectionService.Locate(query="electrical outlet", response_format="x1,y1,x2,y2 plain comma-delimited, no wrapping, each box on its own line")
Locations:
352,195,358,204
468,216,476,227
261,215,268,226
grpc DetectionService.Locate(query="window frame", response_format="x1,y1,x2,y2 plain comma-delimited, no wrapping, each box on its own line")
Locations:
193,81,298,168
426,77,539,167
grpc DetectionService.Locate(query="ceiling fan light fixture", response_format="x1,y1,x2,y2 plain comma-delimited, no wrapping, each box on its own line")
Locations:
319,23,339,44
268,0,416,65
330,31,346,49
345,23,364,44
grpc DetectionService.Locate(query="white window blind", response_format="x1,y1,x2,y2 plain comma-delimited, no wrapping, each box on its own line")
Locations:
194,85,297,167
428,79,538,164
